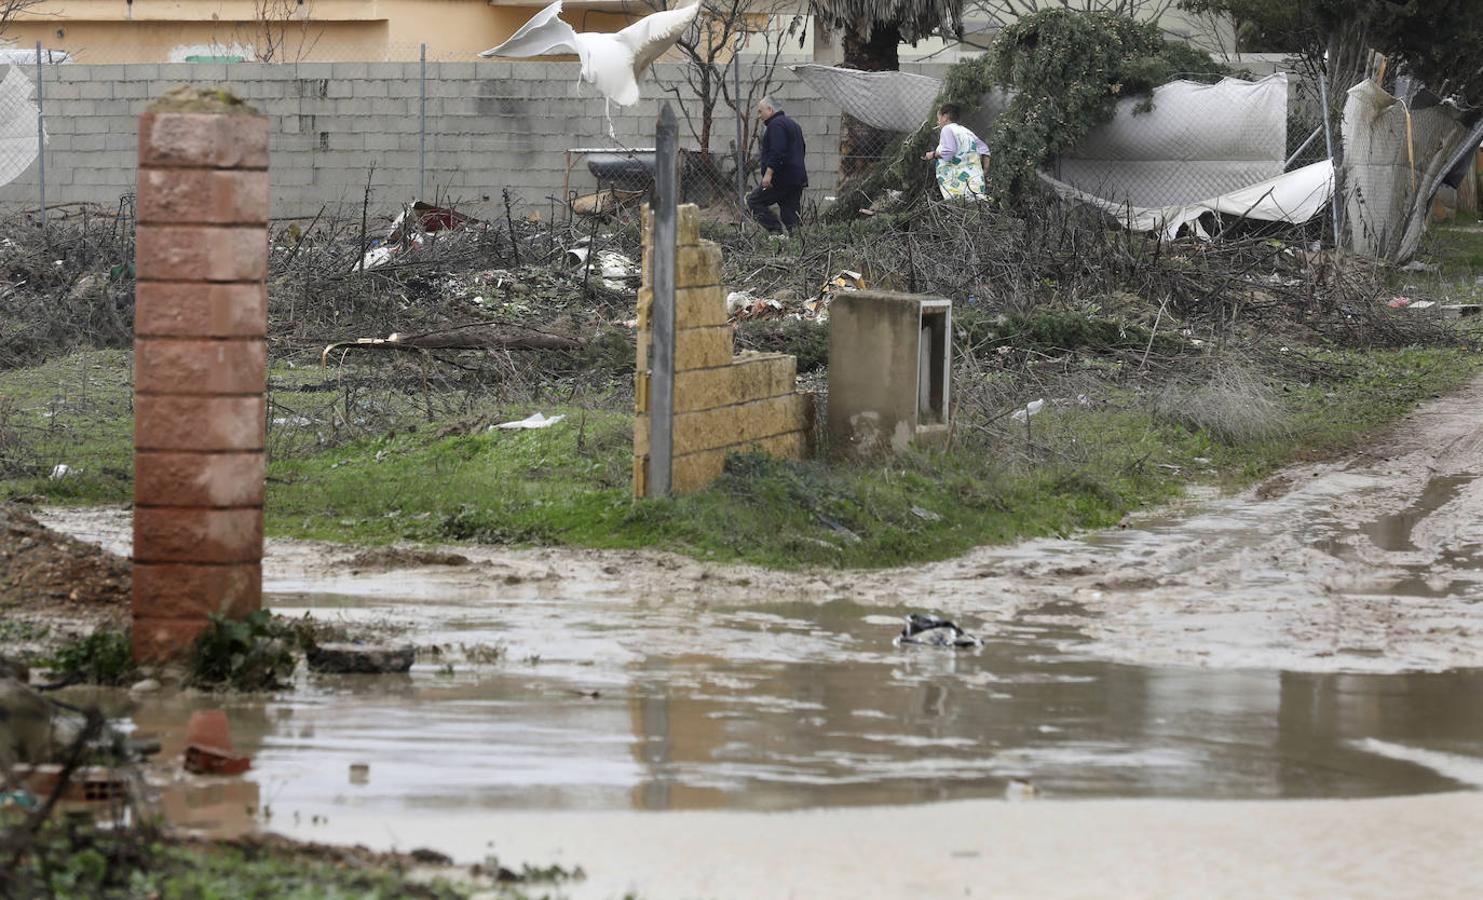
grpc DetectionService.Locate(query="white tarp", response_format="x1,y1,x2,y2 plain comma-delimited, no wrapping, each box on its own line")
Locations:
0,64,41,188
791,65,943,133
1055,75,1289,207
1040,159,1334,240
1342,79,1471,262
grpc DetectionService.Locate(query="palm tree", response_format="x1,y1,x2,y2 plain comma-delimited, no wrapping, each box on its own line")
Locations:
810,0,963,71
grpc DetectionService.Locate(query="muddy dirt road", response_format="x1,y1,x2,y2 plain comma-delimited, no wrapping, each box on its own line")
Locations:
44,372,1483,674
33,376,1483,898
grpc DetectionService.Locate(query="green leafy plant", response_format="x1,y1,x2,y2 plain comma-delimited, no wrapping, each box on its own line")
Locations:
46,629,137,686
188,611,296,691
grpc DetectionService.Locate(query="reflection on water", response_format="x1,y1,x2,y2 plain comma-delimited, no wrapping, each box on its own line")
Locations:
74,598,1483,833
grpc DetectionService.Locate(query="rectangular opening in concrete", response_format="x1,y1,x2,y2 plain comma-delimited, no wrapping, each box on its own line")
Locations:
917,302,951,427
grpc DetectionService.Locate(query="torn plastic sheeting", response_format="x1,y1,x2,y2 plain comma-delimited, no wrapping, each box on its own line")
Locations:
791,64,947,133
1343,79,1472,263
1040,159,1335,240
494,412,566,430
0,64,43,188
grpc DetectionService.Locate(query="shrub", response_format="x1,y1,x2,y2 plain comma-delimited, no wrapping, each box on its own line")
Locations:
1153,365,1288,444
188,611,296,691
46,629,137,686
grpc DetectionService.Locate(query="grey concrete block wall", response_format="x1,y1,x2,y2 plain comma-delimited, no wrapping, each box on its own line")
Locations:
0,58,868,221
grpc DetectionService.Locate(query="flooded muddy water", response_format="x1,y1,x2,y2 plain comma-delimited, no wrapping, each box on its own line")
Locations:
76,593,1483,844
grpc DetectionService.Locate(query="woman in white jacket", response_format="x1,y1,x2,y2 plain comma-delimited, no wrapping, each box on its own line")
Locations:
921,103,990,200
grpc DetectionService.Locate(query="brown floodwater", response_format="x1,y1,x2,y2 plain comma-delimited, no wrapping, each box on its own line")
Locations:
67,592,1483,845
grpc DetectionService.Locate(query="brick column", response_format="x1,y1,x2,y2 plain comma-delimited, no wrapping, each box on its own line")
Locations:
132,90,269,664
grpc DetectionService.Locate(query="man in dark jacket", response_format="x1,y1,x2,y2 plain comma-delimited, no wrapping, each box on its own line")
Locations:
748,97,807,234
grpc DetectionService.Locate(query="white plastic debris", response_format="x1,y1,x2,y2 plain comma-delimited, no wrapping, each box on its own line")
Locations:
48,464,69,480
726,290,754,314
1010,399,1046,422
494,412,566,430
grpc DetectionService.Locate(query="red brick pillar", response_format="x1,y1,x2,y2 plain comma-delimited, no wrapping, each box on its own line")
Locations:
132,92,269,663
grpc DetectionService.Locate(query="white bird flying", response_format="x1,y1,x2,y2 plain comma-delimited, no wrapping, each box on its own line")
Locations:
481,0,701,107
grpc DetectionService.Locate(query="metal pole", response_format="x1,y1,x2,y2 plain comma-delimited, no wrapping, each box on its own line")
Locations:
1318,71,1342,249
648,103,679,498
733,36,744,207
419,43,427,201
1284,126,1323,170
35,41,45,229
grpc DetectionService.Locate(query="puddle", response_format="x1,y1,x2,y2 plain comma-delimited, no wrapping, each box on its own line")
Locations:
1361,474,1476,552
65,597,1483,847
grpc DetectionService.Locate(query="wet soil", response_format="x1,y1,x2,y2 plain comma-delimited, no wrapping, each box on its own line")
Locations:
0,503,128,647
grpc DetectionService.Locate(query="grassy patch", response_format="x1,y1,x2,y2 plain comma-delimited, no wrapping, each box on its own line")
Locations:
265,347,1477,568
0,825,470,899
0,347,1475,569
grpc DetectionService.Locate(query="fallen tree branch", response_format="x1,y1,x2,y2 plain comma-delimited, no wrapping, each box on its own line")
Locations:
320,329,581,367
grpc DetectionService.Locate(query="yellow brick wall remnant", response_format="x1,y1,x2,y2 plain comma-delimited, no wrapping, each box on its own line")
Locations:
633,204,812,497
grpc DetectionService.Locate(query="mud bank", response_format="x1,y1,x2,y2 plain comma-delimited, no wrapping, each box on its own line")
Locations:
262,792,1483,899
40,375,1483,674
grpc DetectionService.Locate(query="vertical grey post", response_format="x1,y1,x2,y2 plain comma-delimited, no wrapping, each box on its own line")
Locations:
733,37,744,207
419,43,428,201
35,41,45,228
648,103,679,498
1318,71,1342,249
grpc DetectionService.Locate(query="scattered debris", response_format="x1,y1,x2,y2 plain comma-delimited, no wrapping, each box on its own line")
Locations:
48,464,69,481
1005,777,1041,800
494,412,567,430
11,764,128,803
360,201,483,270
910,505,943,522
183,709,252,776
306,642,416,675
893,614,984,649
1011,399,1047,422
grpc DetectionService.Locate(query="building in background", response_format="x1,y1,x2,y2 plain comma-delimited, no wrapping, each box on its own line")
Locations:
2,0,645,63
0,1,1238,66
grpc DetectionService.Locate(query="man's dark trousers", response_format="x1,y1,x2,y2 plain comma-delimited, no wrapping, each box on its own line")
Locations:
748,184,803,233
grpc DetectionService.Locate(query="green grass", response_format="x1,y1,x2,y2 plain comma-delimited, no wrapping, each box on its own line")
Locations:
1,347,1476,570
266,346,1479,568
1397,222,1483,304
2,826,471,899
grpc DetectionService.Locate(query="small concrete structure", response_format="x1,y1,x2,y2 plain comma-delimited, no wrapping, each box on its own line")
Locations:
633,204,811,497
827,291,952,455
132,89,269,663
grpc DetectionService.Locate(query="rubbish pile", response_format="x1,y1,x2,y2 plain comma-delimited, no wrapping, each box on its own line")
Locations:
725,270,865,323
359,201,485,271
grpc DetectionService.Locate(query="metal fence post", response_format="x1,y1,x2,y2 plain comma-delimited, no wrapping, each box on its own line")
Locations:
648,103,679,498
1318,71,1342,249
419,43,427,201
733,37,744,207
35,41,45,228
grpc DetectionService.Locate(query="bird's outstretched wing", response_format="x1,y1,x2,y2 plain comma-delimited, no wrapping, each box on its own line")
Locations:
480,0,582,60
620,1,701,77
